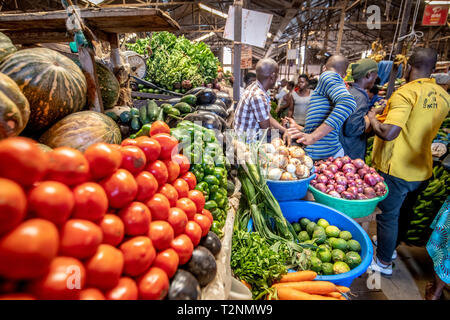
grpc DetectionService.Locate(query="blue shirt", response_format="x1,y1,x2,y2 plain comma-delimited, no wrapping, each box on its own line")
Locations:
304,71,357,160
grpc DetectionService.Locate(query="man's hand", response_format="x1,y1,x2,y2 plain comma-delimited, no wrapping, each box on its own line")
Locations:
287,127,303,140
368,106,384,119
296,133,317,146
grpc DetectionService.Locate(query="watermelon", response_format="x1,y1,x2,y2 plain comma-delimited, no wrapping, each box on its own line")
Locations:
0,72,30,139
39,111,121,152
0,48,87,132
0,32,16,62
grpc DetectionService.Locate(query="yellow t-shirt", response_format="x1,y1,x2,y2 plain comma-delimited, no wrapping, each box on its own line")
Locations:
372,78,450,182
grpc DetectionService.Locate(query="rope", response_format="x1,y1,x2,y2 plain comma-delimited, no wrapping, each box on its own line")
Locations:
397,0,424,47
388,0,404,60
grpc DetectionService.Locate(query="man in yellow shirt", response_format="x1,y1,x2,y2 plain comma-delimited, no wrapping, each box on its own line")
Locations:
367,48,449,276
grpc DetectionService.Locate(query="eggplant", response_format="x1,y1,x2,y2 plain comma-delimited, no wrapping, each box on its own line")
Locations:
211,98,227,110
168,270,201,300
183,111,224,131
199,232,222,257
196,88,217,105
185,86,206,96
196,104,228,119
185,246,217,287
216,92,232,109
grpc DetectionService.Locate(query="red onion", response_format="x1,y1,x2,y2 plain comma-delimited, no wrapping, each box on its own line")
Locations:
326,184,335,192
354,174,361,180
374,182,386,193
322,170,335,180
356,193,369,200
364,187,376,199
363,182,369,188
341,191,355,200
364,174,377,187
333,158,344,169
328,164,339,174
342,163,357,174
352,158,365,169
318,164,327,173
347,187,358,196
355,179,364,186
358,168,368,177
328,179,336,185
341,156,352,164
336,176,348,187
328,190,342,198
345,172,356,181
369,167,377,174
363,164,370,171
335,184,346,193
311,179,318,186
372,174,383,183
324,161,332,166
327,157,334,162
314,183,327,193
347,180,356,188
335,172,345,178
317,174,328,185
356,186,364,194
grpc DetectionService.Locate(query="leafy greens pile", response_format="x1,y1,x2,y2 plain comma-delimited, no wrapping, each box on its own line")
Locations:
126,32,219,90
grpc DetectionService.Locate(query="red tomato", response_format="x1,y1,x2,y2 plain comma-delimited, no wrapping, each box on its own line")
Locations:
99,214,124,247
120,236,156,277
136,137,161,163
79,288,105,300
120,146,147,175
149,121,170,136
105,277,138,300
101,169,138,209
84,143,122,180
176,198,197,220
0,219,59,280
151,133,178,160
152,248,179,279
84,244,124,290
170,234,194,265
201,209,214,224
121,138,137,147
148,221,174,251
135,136,151,142
146,193,170,221
72,182,108,221
46,147,90,186
118,202,152,236
194,214,212,237
27,181,75,225
0,137,47,186
180,172,197,190
137,267,169,300
146,160,168,187
167,207,188,236
0,178,27,235
28,257,86,300
163,159,180,183
59,219,103,259
173,178,189,199
135,171,159,202
172,154,190,176
188,189,206,213
0,293,36,300
158,184,178,207
184,221,202,247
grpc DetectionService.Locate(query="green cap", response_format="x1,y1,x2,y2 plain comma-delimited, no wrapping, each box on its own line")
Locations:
351,59,378,81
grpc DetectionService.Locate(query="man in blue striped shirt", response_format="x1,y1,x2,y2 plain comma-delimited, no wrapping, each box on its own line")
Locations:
288,55,357,160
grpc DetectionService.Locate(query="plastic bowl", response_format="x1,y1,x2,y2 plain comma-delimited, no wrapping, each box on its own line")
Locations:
247,201,373,287
308,183,389,219
266,171,316,202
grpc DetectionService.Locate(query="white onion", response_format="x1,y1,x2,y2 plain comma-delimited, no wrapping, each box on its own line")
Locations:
271,138,284,148
286,163,296,174
303,156,314,169
268,168,283,180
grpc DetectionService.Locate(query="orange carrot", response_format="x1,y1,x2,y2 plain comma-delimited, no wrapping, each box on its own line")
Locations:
325,292,344,299
276,287,339,300
278,271,317,283
339,296,348,300
272,281,336,295
336,285,350,293
241,280,251,290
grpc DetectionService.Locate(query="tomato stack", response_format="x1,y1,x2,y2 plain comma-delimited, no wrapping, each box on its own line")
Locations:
0,121,213,300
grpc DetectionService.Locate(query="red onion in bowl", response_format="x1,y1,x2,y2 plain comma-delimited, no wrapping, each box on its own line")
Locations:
328,179,336,185
328,190,342,198
311,179,318,186
364,187,376,198
347,187,358,196
341,191,355,200
322,170,335,180
357,168,368,178
372,174,383,183
326,185,335,193
317,174,328,185
342,163,357,174
364,174,377,187
356,186,364,194
347,180,356,188
318,164,327,173
335,184,346,193
327,157,334,162
328,164,339,174
352,158,365,169
341,156,352,164
374,182,386,193
369,167,377,174
356,193,369,200
333,158,344,169
314,183,327,193
354,174,361,180
335,172,345,178
345,172,356,181
355,179,364,186
336,176,348,187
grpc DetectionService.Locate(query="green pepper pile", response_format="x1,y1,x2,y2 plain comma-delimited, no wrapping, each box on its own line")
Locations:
171,121,229,238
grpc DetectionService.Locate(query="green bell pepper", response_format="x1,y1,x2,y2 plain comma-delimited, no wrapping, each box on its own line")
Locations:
209,192,225,208
204,200,218,211
195,181,209,199
192,167,205,182
209,184,219,194
135,123,152,138
211,167,226,181
204,175,220,186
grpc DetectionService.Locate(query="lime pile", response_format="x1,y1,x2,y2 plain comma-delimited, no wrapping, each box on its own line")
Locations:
291,217,362,275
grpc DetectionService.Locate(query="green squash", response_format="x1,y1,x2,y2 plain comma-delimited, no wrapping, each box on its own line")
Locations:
0,73,30,139
0,32,16,62
39,111,121,152
0,48,87,132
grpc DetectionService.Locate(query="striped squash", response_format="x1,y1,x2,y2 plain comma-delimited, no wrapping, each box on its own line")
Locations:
0,48,87,132
0,72,30,139
39,111,121,152
0,32,16,62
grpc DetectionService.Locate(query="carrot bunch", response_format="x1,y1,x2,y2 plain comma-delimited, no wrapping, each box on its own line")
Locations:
268,271,350,300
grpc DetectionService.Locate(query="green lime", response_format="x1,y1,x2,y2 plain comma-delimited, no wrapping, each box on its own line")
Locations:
321,262,334,275
345,251,362,269
317,218,330,229
310,257,322,273
298,231,310,242
292,222,302,234
347,239,361,253
306,222,317,236
331,249,346,262
333,261,351,274
317,248,332,263
339,230,353,241
299,218,311,230
312,227,327,245
325,225,341,238
331,238,348,251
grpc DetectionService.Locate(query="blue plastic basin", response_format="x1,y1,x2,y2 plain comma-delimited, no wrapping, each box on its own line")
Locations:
266,171,316,202
247,201,373,287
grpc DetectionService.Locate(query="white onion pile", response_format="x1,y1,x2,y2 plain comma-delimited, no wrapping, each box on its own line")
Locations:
310,156,387,200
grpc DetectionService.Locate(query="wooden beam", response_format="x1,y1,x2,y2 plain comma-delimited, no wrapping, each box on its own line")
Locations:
335,0,349,54
233,0,242,103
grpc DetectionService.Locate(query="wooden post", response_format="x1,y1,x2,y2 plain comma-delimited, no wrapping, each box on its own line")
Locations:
77,44,104,113
233,0,243,104
386,0,413,100
335,0,349,54
108,32,131,107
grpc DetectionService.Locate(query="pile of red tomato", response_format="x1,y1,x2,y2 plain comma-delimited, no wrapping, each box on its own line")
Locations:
0,121,213,300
